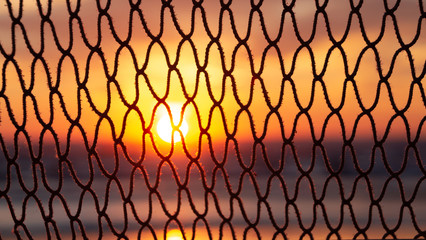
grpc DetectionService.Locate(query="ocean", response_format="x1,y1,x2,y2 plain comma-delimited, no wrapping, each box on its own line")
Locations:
0,140,425,239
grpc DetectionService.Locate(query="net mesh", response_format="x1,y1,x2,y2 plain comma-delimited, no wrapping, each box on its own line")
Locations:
0,0,425,239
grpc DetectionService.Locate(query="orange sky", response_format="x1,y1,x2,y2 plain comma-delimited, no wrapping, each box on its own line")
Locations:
0,0,425,157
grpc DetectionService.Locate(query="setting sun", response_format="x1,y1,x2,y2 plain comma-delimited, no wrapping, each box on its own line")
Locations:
166,229,184,240
156,105,189,143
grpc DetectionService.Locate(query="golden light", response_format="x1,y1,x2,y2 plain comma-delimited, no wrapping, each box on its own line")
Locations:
156,105,189,143
166,229,184,240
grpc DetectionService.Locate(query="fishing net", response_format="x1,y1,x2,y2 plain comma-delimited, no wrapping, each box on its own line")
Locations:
0,0,425,239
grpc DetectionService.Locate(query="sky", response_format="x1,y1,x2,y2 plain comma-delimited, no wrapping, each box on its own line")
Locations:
0,0,425,158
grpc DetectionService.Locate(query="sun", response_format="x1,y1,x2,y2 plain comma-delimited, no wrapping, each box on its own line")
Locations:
156,105,189,143
166,229,184,240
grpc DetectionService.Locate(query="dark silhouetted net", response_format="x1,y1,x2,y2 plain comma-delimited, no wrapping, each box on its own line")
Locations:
0,0,425,239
